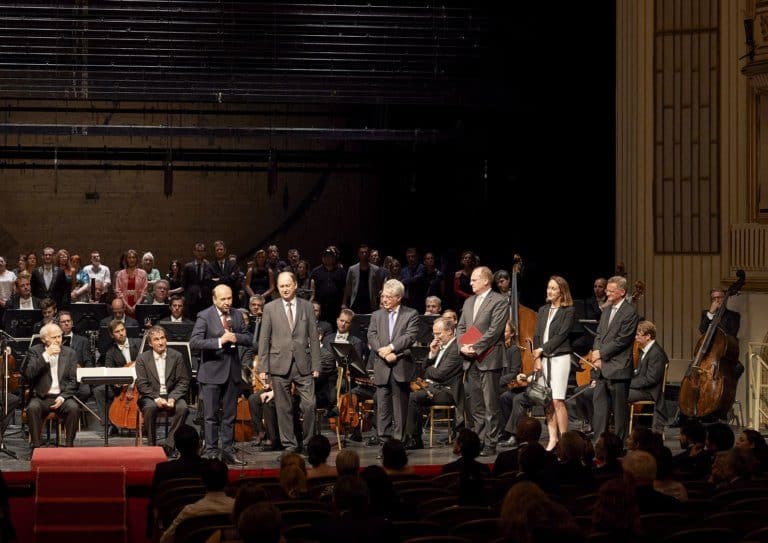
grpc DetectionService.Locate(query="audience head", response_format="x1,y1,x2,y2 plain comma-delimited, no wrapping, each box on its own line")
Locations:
721,447,759,481
516,416,543,444
556,431,587,464
279,463,307,499
501,481,583,543
333,475,370,515
279,452,306,473
679,419,706,448
621,450,656,485
737,429,768,455
592,477,641,537
238,503,282,543
441,309,458,325
453,428,482,460
595,431,623,466
626,426,662,455
173,424,200,457
335,449,360,477
306,434,332,468
232,481,269,523
359,465,397,515
381,439,408,471
706,422,735,453
201,459,229,491
519,441,547,475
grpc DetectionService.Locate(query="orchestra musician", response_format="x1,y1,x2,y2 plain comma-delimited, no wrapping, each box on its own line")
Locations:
318,308,364,417
404,316,463,450
24,323,80,448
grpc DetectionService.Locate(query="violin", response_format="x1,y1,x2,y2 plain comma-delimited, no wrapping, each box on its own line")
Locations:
108,361,139,430
0,348,20,393
410,377,433,398
330,392,361,433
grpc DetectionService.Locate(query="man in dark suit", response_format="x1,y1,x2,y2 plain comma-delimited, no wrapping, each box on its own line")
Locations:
627,320,668,433
58,310,94,405
404,316,463,450
182,242,214,319
7,274,41,309
30,247,68,308
190,284,252,464
457,266,508,456
96,319,143,432
699,288,740,339
99,298,140,328
367,278,419,444
135,325,191,455
159,296,194,324
318,308,364,415
258,272,321,453
23,322,80,448
210,241,242,308
591,275,640,442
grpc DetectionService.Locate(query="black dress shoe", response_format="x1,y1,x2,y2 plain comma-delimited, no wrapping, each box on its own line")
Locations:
405,439,424,451
366,436,383,446
479,445,497,457
349,429,363,442
498,435,517,448
221,450,246,466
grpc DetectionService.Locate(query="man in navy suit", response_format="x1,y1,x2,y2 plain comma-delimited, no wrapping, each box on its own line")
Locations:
367,278,419,444
591,275,640,441
258,271,321,453
190,284,253,464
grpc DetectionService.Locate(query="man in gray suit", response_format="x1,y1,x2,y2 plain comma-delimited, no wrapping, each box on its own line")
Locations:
258,271,322,452
135,325,191,456
23,322,80,448
457,266,507,456
367,278,419,444
591,275,640,442
190,285,252,464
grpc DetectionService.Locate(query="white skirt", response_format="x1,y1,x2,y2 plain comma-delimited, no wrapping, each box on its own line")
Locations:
541,354,571,400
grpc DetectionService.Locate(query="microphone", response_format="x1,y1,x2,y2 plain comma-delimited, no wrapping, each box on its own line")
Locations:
225,315,233,330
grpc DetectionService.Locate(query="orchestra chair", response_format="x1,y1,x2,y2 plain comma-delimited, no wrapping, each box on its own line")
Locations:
27,411,65,447
427,404,455,448
628,362,669,438
135,408,171,447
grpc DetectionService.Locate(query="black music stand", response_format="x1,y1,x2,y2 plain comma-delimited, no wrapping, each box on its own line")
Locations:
0,332,17,458
135,304,171,328
416,315,438,346
161,322,194,342
79,371,134,446
331,342,364,446
68,303,108,335
3,309,42,339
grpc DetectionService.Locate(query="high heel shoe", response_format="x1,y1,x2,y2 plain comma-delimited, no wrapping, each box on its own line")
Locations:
545,442,558,452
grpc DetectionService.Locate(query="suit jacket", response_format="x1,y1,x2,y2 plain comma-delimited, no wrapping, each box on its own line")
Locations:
592,300,640,380
257,297,321,376
8,295,41,309
182,259,214,309
190,305,253,384
104,338,142,368
424,339,464,406
319,332,364,375
210,259,241,296
64,333,93,367
456,290,508,371
368,304,419,384
30,266,68,307
343,263,381,310
631,341,668,402
23,343,78,399
135,348,191,402
534,304,575,357
699,308,740,339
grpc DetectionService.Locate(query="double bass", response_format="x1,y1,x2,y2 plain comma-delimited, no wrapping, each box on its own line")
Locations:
678,270,745,419
508,255,537,385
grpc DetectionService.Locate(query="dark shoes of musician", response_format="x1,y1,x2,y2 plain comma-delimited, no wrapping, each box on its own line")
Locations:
499,435,517,448
366,435,383,446
108,425,120,437
221,449,246,466
404,438,424,451
349,428,363,442
250,431,266,447
479,445,497,457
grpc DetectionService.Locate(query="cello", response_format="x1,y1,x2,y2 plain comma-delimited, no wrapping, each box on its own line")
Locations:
678,270,745,419
508,255,537,385
108,364,140,430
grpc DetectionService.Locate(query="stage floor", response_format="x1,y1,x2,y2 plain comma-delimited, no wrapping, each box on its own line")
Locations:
0,415,688,473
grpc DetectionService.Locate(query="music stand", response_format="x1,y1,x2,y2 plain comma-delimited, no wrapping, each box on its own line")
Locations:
135,304,171,328
0,331,17,458
416,315,438,346
160,322,194,342
3,309,42,338
68,303,108,335
331,342,364,447
78,367,135,446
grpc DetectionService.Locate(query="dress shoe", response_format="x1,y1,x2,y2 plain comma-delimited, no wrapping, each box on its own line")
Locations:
405,438,424,451
201,451,219,460
221,450,246,466
479,445,497,457
108,425,119,437
349,429,363,442
499,435,517,448
366,435,383,447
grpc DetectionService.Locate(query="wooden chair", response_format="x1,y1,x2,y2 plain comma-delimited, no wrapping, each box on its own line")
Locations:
135,409,171,447
427,405,455,448
628,362,668,438
398,487,452,506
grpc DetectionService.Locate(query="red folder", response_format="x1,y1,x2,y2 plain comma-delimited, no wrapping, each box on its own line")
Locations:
459,325,495,362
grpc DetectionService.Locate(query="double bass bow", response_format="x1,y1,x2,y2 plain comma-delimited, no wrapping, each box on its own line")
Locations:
678,270,746,419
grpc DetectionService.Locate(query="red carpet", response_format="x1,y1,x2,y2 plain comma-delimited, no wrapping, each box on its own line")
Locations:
31,446,167,483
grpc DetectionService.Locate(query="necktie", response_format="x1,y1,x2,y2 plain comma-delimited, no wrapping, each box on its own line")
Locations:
388,310,396,340
197,262,202,281
286,302,294,330
221,312,231,331
608,305,618,325
63,336,71,347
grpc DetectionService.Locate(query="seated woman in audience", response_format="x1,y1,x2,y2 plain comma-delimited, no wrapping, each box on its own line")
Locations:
711,447,761,494
500,481,584,543
555,431,594,488
238,503,285,543
315,476,395,543
334,449,360,477
380,439,414,477
593,431,624,479
736,428,768,474
278,453,309,500
205,481,268,543
306,435,337,480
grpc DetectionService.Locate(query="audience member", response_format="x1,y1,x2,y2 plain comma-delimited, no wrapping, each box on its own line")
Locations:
672,419,711,478
335,449,360,477
381,439,414,476
315,476,395,543
500,481,584,543
591,478,641,541
492,416,542,477
621,450,682,513
736,429,768,473
238,503,284,543
306,434,337,479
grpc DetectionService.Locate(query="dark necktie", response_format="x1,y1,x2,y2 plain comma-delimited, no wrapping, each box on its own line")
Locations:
63,336,71,347
221,312,231,331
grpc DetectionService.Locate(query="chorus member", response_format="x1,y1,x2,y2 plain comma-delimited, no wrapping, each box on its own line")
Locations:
531,276,575,451
343,244,380,314
23,323,80,448
404,317,463,450
160,296,193,324
30,247,68,308
210,241,241,306
115,249,149,318
286,248,301,275
423,251,444,299
11,254,27,276
367,279,419,444
591,275,640,442
0,257,17,314
457,266,507,456
295,260,315,301
140,252,161,304
135,326,191,455
266,244,289,277
258,272,321,453
75,251,112,301
182,242,214,319
26,252,38,272
401,248,426,314
311,248,346,324
150,279,170,305
627,321,669,433
8,274,39,309
190,285,252,464
244,249,275,302
453,251,477,306
424,296,442,316
165,259,183,296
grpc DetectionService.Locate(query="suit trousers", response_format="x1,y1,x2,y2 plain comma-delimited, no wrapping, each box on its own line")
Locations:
248,391,302,446
593,378,630,441
138,397,189,448
467,365,502,446
27,395,79,447
504,390,534,435
404,386,454,441
566,383,597,427
200,376,239,455
375,372,411,442
272,360,315,450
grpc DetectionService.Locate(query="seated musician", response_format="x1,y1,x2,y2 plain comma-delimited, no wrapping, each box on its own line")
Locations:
318,308,364,417
95,320,142,433
135,325,191,457
32,298,57,334
58,310,93,405
159,295,193,324
403,316,463,450
23,323,80,448
498,321,525,443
